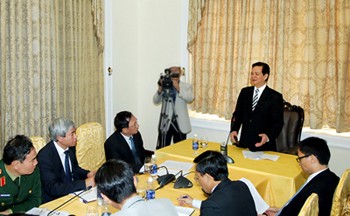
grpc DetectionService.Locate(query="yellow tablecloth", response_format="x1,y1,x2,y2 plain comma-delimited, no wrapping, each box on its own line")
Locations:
156,139,307,207
40,139,306,216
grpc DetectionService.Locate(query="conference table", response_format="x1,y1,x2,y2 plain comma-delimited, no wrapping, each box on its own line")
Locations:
40,139,307,215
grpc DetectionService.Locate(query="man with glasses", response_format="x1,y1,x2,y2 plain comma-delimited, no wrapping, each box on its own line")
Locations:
177,150,257,216
264,137,339,216
104,111,146,173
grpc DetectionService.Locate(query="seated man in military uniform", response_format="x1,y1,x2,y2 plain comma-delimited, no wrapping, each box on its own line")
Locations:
0,135,41,215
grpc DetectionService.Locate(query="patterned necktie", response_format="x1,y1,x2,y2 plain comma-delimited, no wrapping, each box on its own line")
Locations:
129,137,142,166
252,88,259,111
64,150,72,182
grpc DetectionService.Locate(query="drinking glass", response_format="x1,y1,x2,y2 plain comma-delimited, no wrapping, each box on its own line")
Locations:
201,136,208,149
86,206,98,216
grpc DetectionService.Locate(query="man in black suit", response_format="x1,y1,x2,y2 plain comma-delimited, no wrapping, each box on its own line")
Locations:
104,111,146,173
230,62,284,151
177,150,257,216
265,137,339,216
37,117,95,203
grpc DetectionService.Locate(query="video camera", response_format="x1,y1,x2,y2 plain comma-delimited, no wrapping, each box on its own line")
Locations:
158,68,180,90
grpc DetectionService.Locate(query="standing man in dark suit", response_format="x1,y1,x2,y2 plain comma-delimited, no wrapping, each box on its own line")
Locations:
230,62,284,151
0,135,41,214
177,150,257,216
37,117,95,203
264,137,339,216
104,111,146,173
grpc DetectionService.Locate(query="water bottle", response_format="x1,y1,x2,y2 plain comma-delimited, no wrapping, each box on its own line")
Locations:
192,134,199,155
150,154,158,178
145,176,156,200
220,141,227,156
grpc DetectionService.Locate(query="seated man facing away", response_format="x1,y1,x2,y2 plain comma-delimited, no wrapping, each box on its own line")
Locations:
37,117,95,203
95,159,178,216
264,137,339,216
0,135,41,215
104,111,146,173
177,150,257,216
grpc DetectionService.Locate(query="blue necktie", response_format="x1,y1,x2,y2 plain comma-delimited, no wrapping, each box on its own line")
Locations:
64,151,72,182
129,137,142,166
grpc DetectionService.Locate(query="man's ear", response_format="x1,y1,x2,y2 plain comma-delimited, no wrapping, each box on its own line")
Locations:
12,160,21,169
133,176,138,187
264,73,269,81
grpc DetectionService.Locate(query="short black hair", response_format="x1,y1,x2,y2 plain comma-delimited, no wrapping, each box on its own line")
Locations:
193,150,228,181
114,111,132,133
95,159,136,203
3,135,34,165
252,62,270,81
298,137,331,165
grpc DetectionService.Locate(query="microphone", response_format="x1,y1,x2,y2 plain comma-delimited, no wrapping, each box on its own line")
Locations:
221,133,235,164
47,185,93,216
174,171,193,189
155,166,175,190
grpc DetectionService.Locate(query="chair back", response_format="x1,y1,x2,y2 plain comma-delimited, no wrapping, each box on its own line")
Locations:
275,100,304,154
298,193,319,216
331,169,350,216
30,136,47,152
76,122,106,171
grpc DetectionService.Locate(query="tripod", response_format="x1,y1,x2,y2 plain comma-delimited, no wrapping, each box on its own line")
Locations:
156,88,181,149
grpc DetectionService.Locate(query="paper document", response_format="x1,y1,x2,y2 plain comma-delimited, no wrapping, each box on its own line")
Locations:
72,186,98,203
157,160,194,176
243,150,279,161
239,178,269,214
175,206,195,216
26,207,70,216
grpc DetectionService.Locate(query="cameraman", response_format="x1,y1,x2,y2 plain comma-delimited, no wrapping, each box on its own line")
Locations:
153,66,194,149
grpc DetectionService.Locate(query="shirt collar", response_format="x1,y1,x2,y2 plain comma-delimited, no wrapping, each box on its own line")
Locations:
122,195,144,210
53,140,69,155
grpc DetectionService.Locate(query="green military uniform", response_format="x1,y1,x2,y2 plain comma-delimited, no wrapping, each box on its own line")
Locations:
0,159,42,213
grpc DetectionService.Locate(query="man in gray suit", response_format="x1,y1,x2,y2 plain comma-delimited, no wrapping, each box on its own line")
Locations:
153,66,194,149
95,159,178,216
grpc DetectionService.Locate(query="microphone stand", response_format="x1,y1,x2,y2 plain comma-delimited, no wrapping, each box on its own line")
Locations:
47,186,92,216
223,133,235,164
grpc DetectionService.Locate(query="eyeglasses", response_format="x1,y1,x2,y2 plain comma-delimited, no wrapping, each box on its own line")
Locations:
296,154,311,163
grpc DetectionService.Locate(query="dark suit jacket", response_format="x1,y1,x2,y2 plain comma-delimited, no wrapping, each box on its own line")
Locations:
200,179,257,216
37,141,89,203
104,131,146,173
231,86,283,151
279,169,339,216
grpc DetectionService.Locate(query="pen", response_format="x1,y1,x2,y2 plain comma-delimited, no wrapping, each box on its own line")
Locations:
76,194,88,203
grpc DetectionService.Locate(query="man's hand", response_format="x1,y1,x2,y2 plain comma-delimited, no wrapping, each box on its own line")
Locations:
230,131,238,143
172,79,180,92
85,175,96,188
255,133,269,147
0,209,11,215
177,194,193,206
87,170,96,178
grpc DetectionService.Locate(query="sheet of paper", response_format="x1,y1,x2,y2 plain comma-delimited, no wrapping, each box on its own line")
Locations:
242,150,279,161
175,206,195,216
239,178,270,214
26,207,70,216
157,160,194,176
72,186,97,203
